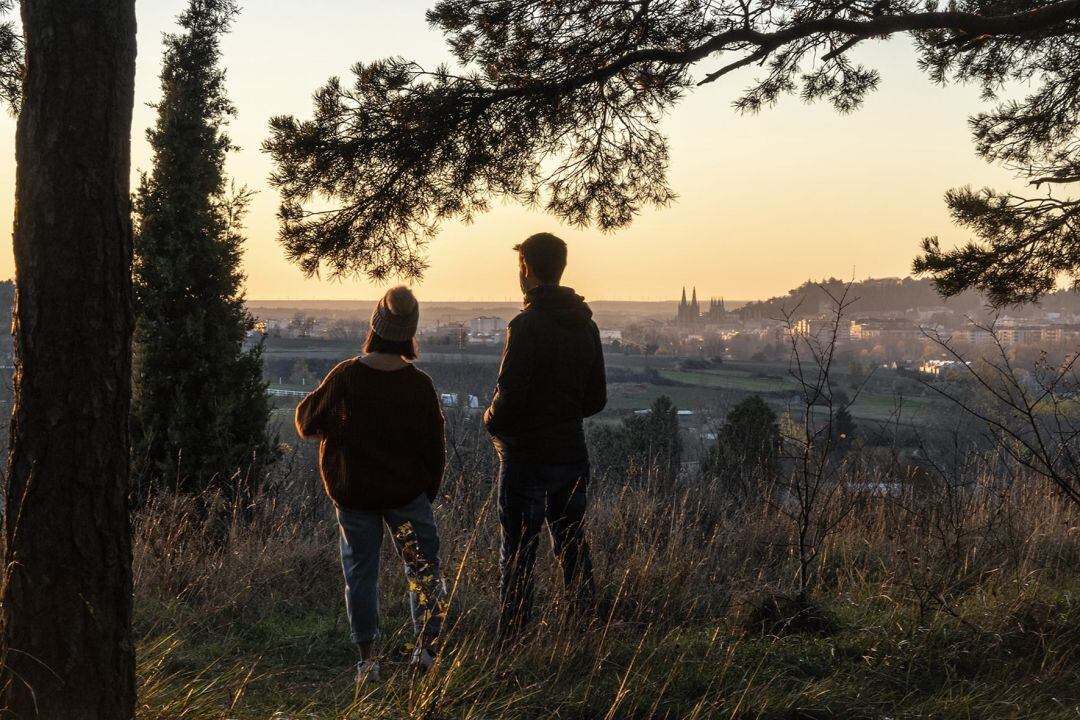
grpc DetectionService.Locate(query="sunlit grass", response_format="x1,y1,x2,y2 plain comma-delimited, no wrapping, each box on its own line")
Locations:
129,461,1080,719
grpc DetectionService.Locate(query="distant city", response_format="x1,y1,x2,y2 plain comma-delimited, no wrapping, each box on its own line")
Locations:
247,276,1080,370
4,275,1066,434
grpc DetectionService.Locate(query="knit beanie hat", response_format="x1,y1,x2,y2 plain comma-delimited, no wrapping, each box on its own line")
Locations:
370,286,419,342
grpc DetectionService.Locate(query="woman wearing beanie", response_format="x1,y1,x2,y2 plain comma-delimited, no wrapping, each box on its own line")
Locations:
295,286,446,684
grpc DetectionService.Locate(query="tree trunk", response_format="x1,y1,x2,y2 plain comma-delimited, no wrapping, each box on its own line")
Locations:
2,1,137,718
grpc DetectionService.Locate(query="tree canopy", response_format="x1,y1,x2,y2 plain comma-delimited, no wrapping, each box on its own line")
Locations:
589,395,682,484
700,395,781,493
266,0,1080,304
0,0,21,112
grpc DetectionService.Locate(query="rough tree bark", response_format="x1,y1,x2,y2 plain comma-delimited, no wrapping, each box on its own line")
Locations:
2,1,138,718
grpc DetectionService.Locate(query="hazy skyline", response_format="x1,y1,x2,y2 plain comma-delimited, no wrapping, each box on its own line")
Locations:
0,0,1022,302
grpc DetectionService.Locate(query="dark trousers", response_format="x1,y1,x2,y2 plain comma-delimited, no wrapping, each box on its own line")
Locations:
498,460,596,638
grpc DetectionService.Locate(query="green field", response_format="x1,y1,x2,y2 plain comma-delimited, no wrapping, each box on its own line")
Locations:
605,383,729,412
268,352,942,427
659,369,797,393
846,392,935,423
607,366,940,425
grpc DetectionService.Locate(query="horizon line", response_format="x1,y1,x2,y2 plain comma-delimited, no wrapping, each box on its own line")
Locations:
245,297,751,304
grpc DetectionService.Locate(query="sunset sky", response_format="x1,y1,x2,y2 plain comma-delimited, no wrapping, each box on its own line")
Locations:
0,1,1022,302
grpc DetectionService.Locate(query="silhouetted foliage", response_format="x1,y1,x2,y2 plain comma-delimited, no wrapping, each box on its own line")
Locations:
912,15,1080,304
133,0,273,497
0,278,13,323
590,395,682,484
778,283,865,595
0,0,22,112
266,0,1080,303
701,395,781,496
738,276,986,320
832,406,857,451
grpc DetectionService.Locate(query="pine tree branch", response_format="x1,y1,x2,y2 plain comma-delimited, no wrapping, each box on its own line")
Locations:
453,0,1080,97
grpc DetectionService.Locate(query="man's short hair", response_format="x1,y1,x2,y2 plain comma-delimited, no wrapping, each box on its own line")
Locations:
514,232,567,284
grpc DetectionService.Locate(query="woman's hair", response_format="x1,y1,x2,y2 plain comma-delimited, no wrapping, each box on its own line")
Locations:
363,328,418,360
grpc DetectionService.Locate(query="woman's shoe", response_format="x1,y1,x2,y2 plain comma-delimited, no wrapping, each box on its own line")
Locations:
409,646,436,672
356,658,381,684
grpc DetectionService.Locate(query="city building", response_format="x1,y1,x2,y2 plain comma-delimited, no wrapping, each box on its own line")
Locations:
704,297,727,323
599,329,623,343
420,322,468,348
469,316,507,334
677,287,700,325
677,288,731,327
948,326,995,345
466,316,507,345
919,359,968,375
1042,324,1080,343
849,318,923,341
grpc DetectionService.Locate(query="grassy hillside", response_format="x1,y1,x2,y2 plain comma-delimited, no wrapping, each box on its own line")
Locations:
130,455,1078,719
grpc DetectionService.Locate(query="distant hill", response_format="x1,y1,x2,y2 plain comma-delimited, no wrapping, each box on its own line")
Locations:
244,275,1080,326
737,276,1080,320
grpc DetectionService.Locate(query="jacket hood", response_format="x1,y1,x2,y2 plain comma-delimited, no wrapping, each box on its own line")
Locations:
524,285,593,327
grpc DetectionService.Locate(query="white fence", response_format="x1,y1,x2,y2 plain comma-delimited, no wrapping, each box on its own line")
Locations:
268,388,307,399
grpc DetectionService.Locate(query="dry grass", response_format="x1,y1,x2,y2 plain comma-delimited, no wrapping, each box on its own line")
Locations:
129,448,1080,719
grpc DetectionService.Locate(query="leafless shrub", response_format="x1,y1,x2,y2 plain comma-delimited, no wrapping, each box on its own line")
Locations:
922,319,1080,506
774,282,865,597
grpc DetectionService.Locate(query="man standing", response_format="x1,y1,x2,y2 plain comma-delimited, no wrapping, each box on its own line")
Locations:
484,232,607,639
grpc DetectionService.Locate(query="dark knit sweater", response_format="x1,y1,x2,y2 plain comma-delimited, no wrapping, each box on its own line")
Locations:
295,358,445,511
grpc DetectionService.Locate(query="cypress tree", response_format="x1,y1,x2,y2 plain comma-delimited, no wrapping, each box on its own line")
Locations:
133,0,272,497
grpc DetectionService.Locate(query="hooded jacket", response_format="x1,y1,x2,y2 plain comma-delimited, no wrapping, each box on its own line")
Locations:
484,285,607,463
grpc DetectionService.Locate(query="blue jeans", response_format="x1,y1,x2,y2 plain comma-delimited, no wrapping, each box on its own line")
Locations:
498,461,596,638
336,494,445,645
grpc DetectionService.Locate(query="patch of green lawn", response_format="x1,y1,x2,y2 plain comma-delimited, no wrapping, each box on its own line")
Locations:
605,383,728,411
660,369,798,393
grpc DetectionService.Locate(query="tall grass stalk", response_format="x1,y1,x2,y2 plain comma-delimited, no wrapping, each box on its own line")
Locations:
126,445,1079,718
